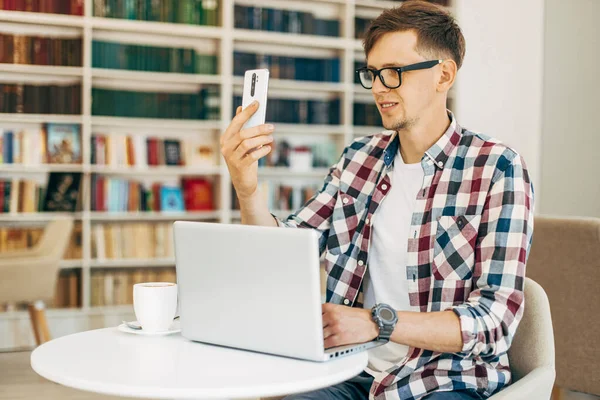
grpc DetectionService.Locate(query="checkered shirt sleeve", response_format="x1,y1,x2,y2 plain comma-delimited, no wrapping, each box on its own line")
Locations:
448,152,535,358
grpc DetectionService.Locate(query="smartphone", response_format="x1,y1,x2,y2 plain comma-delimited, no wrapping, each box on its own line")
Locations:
241,69,269,130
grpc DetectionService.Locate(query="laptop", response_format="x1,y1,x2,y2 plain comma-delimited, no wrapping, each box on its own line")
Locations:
173,221,384,362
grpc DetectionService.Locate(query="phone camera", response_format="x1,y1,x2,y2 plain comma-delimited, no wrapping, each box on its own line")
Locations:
251,73,256,96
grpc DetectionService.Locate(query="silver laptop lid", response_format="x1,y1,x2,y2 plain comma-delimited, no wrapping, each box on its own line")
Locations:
174,221,325,361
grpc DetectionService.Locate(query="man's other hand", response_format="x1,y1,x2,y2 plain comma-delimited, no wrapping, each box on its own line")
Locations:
322,303,379,349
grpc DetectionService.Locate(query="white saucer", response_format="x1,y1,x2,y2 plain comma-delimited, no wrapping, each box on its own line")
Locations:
117,320,181,336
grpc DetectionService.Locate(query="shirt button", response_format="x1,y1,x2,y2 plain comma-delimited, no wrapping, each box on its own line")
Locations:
381,184,388,191
342,197,349,205
437,161,443,167
358,260,364,266
343,299,350,305
365,218,370,225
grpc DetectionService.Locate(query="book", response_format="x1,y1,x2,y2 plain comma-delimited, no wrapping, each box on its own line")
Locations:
182,178,213,211
234,51,341,83
353,102,383,127
45,123,82,164
42,172,82,212
0,178,45,212
234,6,340,37
232,182,320,213
92,223,175,260
0,33,83,66
92,40,217,74
68,270,79,308
160,186,184,212
0,83,81,114
163,139,181,166
92,87,218,120
1,128,47,165
233,96,340,125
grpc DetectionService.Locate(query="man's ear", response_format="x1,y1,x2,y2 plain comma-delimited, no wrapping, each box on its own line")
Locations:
437,59,457,92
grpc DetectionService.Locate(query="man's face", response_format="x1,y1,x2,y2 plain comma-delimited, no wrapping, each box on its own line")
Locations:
366,30,440,131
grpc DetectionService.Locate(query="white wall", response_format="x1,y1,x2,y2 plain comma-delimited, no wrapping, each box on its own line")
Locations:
452,0,545,211
540,0,600,217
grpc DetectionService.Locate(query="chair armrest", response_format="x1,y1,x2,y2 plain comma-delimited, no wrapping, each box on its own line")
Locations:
0,246,43,260
488,365,555,400
0,254,56,268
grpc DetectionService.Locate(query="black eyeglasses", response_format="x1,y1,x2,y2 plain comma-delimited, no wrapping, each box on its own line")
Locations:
356,60,443,89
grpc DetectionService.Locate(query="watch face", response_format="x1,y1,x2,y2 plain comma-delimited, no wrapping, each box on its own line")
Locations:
380,308,394,321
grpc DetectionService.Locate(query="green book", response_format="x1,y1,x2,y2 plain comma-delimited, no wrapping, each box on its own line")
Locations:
92,41,99,68
159,47,168,72
202,0,217,26
177,0,186,24
125,0,136,20
182,48,193,73
168,0,176,23
114,0,121,18
137,0,145,22
194,0,203,25
159,0,169,22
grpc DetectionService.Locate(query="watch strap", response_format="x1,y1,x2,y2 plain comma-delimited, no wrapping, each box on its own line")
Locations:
378,324,394,342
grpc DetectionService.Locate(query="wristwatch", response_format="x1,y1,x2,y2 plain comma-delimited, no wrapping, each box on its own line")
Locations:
371,303,398,342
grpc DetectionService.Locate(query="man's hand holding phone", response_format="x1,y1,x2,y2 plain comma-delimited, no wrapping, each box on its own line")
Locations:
220,102,274,201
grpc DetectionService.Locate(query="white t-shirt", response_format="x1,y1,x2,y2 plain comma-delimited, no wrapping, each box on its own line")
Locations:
363,149,424,375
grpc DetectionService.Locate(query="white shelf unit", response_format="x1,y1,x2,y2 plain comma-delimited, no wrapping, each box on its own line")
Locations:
0,0,429,330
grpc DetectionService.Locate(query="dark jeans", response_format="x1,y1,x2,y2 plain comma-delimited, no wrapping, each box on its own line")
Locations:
283,372,484,400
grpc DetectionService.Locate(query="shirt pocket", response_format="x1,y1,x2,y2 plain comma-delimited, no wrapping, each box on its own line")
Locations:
432,214,481,280
327,191,368,255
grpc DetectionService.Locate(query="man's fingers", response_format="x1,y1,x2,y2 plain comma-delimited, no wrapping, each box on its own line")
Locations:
240,145,272,167
321,310,339,329
221,101,259,145
233,135,274,160
222,123,274,156
239,123,275,141
323,326,337,340
227,101,260,137
324,335,340,350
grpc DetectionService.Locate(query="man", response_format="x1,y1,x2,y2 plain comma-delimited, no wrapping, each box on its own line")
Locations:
220,1,534,399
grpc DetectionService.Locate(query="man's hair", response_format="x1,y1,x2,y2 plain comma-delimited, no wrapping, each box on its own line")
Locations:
363,0,466,70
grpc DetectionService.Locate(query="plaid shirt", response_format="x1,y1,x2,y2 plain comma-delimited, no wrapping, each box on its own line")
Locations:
275,113,535,399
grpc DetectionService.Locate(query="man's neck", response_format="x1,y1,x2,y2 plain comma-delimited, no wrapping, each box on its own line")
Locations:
397,108,451,164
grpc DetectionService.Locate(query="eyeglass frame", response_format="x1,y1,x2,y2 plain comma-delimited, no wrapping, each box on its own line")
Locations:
356,59,443,90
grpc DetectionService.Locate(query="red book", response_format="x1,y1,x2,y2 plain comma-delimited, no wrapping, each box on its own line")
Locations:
182,178,213,211
14,0,25,11
146,138,158,166
71,0,83,15
96,176,105,211
40,0,49,13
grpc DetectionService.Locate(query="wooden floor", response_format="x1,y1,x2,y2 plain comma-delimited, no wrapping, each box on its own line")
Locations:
1,350,598,400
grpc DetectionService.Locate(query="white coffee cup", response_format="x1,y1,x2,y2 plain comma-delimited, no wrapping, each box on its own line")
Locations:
133,282,178,332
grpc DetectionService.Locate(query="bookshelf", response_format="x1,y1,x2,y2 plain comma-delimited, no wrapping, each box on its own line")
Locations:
0,0,453,347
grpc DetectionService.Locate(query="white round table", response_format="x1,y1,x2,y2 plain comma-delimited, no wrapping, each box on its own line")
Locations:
31,328,369,399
